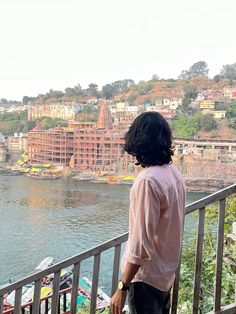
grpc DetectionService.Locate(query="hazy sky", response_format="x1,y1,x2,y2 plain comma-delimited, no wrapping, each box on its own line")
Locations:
0,0,235,100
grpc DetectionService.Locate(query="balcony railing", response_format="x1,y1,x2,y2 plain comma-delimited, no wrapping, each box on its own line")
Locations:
1,184,236,314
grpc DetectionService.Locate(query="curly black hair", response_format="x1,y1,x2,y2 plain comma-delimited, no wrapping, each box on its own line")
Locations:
124,112,174,167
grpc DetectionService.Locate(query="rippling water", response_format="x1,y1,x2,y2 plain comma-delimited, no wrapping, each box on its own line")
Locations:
0,175,207,291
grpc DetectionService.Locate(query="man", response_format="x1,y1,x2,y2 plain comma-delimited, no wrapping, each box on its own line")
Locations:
110,112,186,314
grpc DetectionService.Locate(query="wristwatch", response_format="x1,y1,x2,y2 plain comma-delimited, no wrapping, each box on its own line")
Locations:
118,280,130,291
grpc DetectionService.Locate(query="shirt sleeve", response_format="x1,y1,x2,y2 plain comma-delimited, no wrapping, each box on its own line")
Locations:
125,178,161,266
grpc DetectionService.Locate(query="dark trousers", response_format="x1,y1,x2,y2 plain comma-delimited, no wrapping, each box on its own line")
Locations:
128,282,171,314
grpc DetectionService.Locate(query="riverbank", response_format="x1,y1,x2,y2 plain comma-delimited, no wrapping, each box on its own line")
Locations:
1,163,235,193
184,177,235,193
72,173,235,192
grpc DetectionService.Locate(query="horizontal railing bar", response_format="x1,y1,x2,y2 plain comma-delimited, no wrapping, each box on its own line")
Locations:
185,184,236,215
207,303,236,313
0,233,128,296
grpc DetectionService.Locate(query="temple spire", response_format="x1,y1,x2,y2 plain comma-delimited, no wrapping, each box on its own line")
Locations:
97,103,112,130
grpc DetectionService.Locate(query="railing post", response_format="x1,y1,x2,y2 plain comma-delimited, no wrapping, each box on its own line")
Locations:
32,280,41,314
171,262,181,314
192,207,205,314
70,262,80,314
63,292,67,313
111,244,121,296
51,272,61,314
45,298,49,314
0,295,4,314
14,287,22,314
214,198,226,312
90,253,101,314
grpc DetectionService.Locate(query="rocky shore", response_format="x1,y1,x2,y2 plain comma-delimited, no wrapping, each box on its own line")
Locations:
184,177,235,193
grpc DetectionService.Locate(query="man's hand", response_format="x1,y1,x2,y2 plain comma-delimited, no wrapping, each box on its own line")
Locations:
110,289,127,314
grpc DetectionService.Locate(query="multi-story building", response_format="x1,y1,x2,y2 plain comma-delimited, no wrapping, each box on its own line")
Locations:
28,101,82,120
154,97,182,110
199,100,215,111
7,133,28,155
109,102,139,120
28,104,136,171
28,127,74,166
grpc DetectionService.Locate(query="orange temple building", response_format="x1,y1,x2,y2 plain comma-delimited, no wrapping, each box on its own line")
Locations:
27,104,135,172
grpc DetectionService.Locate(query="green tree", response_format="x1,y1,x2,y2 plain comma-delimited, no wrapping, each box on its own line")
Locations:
102,84,114,99
213,74,222,82
226,101,236,118
220,63,236,80
22,96,31,105
188,61,209,79
88,83,98,97
179,61,209,80
65,87,75,97
0,98,8,104
74,84,82,96
179,84,198,114
178,70,190,80
228,118,236,130
200,114,218,131
171,112,202,138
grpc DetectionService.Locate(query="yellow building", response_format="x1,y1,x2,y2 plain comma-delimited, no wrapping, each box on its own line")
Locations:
213,111,226,119
199,100,215,110
28,101,81,121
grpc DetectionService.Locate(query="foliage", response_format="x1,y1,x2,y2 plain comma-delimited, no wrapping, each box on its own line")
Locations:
200,114,218,131
226,101,236,118
35,116,63,129
87,83,98,97
0,110,65,134
0,110,34,135
77,306,111,313
180,84,198,114
22,96,36,105
179,197,236,313
171,113,202,138
188,61,209,79
0,98,8,104
102,79,135,99
220,63,236,80
228,118,236,130
171,112,218,137
132,80,153,96
178,61,209,80
0,110,27,121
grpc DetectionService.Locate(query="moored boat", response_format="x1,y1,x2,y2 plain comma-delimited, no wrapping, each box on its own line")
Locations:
26,172,62,180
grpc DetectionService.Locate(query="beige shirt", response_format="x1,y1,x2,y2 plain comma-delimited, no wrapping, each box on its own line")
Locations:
121,164,186,291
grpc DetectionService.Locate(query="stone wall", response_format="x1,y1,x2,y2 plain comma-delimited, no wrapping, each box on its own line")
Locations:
174,154,236,192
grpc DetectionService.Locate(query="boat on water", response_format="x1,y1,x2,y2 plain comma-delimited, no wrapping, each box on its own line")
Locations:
26,172,62,180
2,257,110,313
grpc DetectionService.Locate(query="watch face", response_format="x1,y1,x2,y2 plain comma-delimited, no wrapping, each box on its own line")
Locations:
118,280,123,290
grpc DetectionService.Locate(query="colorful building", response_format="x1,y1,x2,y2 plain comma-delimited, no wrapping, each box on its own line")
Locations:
28,101,82,121
28,104,136,171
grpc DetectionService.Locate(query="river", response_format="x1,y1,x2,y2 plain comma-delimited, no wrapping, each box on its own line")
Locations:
0,175,207,291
